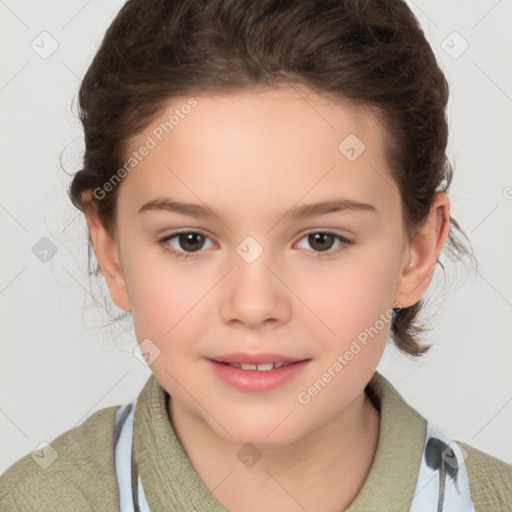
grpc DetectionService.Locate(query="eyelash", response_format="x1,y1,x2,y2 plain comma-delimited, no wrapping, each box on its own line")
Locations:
158,229,353,260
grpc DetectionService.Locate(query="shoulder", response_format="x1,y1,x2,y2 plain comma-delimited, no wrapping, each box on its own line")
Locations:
458,440,512,510
0,405,121,512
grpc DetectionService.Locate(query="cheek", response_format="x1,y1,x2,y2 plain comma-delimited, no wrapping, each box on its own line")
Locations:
300,252,397,329
293,246,398,368
123,244,203,344
293,259,394,412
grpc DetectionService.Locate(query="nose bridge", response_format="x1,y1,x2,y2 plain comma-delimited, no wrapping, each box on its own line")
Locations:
234,234,267,266
219,233,287,326
231,233,279,295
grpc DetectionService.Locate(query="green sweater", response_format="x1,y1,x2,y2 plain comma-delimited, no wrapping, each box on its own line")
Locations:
1,371,511,511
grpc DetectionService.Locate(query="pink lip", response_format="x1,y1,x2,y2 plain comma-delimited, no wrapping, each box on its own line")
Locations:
209,352,307,365
206,358,311,393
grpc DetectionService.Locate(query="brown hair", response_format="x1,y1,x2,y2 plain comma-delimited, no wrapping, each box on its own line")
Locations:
68,0,476,358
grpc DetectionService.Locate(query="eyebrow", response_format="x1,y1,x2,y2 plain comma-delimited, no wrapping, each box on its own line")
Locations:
137,197,378,220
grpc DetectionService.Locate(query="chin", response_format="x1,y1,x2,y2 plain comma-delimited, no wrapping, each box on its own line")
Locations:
212,418,308,450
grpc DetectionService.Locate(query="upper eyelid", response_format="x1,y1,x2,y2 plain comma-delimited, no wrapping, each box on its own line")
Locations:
160,229,352,247
161,228,351,238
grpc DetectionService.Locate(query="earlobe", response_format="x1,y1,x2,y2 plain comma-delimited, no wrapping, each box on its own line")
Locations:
393,192,451,308
81,192,132,312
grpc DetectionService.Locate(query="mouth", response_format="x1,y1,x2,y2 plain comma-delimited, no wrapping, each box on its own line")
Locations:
212,360,306,371
206,357,311,392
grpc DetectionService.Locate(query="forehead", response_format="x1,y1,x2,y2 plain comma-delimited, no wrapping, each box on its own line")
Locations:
118,86,398,220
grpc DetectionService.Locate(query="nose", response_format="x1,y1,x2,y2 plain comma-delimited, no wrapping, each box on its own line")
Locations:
218,248,290,330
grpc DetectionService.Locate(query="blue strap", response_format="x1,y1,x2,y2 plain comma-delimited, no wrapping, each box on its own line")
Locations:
114,399,150,511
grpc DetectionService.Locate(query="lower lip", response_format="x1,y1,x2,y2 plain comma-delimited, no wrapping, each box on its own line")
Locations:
206,359,310,393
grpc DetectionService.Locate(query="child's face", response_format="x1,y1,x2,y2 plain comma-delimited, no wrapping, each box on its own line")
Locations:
106,86,413,445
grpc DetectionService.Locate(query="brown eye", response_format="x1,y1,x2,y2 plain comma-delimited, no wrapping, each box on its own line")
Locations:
176,232,206,252
307,233,336,252
160,230,213,257
296,231,353,258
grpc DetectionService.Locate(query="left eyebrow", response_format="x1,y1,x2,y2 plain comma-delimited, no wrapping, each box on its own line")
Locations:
137,197,378,220
282,198,378,220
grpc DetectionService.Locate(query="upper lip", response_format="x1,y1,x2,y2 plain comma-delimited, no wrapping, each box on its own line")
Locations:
209,353,309,365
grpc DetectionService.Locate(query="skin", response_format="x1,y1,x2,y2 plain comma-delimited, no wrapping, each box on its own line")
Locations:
82,85,450,511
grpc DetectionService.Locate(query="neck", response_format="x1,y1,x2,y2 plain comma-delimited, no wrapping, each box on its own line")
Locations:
167,389,380,512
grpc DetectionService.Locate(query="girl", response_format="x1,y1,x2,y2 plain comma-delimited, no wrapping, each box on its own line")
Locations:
1,0,511,510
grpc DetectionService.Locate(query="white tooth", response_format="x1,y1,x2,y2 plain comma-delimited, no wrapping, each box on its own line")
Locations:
256,363,274,371
240,363,257,370
273,362,284,369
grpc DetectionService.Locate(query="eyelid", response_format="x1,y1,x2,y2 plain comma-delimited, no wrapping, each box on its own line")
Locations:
158,228,354,258
159,228,215,248
158,227,352,243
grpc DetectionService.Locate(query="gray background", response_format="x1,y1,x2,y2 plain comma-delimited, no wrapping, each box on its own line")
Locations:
1,0,511,474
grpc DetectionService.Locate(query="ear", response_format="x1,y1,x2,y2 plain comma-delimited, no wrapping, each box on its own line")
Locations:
393,191,451,308
81,191,131,312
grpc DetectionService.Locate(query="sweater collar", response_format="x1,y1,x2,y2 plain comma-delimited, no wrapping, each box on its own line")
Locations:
133,370,426,511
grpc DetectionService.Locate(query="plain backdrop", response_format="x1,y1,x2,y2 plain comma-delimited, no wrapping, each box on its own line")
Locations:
1,0,511,475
